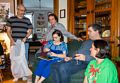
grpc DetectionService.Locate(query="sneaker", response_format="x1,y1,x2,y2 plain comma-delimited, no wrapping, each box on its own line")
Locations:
22,77,27,81
13,78,18,82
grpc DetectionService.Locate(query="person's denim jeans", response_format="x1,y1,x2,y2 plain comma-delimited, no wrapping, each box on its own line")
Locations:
25,43,29,63
51,59,89,83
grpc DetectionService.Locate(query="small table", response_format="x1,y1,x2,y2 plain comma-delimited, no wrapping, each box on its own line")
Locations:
28,41,42,62
28,41,42,53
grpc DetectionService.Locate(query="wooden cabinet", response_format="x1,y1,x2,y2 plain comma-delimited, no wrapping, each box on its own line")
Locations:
68,0,120,57
74,0,87,38
73,0,112,39
95,0,111,38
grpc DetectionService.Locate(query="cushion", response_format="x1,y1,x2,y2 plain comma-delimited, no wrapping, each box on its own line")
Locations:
70,69,85,83
67,40,83,57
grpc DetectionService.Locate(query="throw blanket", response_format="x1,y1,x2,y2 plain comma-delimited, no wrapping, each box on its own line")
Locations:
10,39,32,78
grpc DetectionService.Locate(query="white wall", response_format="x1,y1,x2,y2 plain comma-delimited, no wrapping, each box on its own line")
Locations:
59,0,68,42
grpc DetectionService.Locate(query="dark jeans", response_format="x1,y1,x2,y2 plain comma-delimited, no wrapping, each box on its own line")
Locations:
51,59,89,83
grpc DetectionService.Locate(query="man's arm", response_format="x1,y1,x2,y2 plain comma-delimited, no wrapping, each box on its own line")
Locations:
58,23,82,40
26,29,32,38
6,26,15,46
22,28,32,42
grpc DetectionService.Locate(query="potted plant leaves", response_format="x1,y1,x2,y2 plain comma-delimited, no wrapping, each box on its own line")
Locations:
112,56,120,67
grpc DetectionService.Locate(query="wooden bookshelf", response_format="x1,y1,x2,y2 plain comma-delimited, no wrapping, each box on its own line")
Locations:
67,0,120,57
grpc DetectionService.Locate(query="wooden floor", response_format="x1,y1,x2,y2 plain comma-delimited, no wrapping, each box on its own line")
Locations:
1,67,28,83
3,80,27,83
1,53,35,83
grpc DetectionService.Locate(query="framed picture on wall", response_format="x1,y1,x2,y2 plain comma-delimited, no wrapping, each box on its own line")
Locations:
0,3,10,22
60,9,65,18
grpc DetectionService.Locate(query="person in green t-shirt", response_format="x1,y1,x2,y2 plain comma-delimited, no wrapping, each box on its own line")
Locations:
83,40,118,83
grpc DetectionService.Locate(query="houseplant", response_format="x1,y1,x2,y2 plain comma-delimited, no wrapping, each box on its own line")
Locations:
112,56,120,67
112,36,120,66
112,56,120,80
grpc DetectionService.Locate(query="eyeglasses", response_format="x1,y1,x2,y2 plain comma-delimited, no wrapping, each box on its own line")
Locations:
18,9,26,12
53,37,58,39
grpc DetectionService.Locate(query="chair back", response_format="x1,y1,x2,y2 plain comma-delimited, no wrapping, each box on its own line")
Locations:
0,43,5,83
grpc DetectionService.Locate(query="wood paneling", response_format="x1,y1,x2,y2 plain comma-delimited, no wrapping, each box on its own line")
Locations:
67,0,120,57
86,0,95,25
111,0,120,57
54,0,59,17
17,0,23,5
86,0,95,39
67,0,74,34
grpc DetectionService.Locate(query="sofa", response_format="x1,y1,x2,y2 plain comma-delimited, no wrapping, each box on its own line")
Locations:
32,40,85,83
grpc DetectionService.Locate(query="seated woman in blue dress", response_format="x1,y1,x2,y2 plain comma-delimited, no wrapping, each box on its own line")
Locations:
34,30,68,83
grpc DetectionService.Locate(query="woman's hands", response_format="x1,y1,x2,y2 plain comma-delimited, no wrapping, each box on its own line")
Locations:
64,54,86,62
74,54,86,61
50,52,56,57
64,57,72,62
44,48,50,52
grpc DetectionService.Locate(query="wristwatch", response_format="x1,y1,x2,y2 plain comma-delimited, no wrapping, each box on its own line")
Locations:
25,36,28,39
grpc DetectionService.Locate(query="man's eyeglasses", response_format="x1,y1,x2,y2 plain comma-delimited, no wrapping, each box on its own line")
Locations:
18,9,26,12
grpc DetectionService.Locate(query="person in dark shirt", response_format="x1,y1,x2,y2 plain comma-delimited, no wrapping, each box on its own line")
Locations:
6,4,33,82
6,4,33,62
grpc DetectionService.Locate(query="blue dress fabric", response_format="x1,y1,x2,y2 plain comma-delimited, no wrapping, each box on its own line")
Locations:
34,40,67,78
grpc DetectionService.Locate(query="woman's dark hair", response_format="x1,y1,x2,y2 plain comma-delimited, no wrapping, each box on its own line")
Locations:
93,40,110,59
52,29,64,42
48,13,58,22
88,24,102,35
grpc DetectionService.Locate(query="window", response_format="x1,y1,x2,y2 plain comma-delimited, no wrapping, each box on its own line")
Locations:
25,12,33,38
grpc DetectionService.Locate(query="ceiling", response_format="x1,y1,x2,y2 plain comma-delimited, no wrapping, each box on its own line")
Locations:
23,0,53,10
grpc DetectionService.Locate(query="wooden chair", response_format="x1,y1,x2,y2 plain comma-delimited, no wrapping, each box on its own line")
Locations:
0,69,3,82
0,55,5,83
0,43,5,82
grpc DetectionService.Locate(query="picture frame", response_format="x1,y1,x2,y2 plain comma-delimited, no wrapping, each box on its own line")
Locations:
60,9,65,18
0,3,10,22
